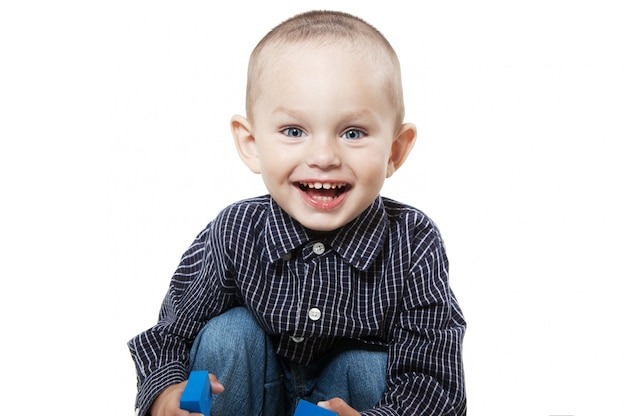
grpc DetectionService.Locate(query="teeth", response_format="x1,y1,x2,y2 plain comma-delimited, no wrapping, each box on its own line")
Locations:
301,182,345,190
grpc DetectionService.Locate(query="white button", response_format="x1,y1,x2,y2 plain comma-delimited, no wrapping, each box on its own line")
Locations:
308,307,321,321
291,336,305,343
312,242,325,255
281,252,292,261
135,408,140,416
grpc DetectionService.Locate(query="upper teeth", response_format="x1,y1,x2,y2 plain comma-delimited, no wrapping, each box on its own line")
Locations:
302,182,345,190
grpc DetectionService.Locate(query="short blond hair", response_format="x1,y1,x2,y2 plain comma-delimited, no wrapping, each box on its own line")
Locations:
246,10,405,126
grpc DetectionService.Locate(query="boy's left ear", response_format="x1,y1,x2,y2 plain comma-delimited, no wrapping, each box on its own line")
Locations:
386,123,417,178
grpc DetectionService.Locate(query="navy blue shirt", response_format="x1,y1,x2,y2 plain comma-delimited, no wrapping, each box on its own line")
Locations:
128,195,466,415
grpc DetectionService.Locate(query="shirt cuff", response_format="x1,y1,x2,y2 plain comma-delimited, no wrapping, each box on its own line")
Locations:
135,362,188,416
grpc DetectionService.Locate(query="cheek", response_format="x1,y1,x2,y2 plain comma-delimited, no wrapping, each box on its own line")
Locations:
256,142,280,167
257,147,295,183
356,148,391,177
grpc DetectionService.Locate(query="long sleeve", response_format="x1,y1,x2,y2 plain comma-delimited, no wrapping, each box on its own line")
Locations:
127,223,235,416
364,223,466,416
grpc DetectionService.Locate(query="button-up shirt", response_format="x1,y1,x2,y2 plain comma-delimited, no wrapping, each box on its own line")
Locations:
128,195,466,415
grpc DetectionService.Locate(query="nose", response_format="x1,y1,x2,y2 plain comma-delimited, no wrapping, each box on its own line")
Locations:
305,134,341,169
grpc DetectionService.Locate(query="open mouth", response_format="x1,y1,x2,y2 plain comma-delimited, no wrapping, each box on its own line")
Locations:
297,182,350,201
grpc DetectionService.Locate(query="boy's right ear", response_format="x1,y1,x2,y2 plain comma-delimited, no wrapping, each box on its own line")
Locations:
231,115,261,174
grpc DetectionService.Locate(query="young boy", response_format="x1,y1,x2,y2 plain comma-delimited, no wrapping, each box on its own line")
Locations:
129,10,466,416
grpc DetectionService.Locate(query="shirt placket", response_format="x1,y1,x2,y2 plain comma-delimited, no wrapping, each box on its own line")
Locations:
279,240,329,360
299,240,328,332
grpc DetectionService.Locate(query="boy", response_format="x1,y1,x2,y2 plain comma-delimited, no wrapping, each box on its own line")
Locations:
129,10,466,416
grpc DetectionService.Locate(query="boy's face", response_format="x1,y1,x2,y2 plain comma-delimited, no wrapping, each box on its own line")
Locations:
233,42,415,231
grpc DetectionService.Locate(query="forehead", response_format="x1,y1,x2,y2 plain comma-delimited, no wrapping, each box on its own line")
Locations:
251,42,396,122
255,40,394,91
247,37,403,125
267,42,381,86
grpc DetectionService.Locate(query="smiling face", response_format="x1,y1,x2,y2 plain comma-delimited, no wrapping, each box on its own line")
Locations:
232,41,416,231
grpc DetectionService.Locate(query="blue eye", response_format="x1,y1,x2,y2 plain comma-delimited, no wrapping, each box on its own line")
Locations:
342,129,365,140
282,127,304,138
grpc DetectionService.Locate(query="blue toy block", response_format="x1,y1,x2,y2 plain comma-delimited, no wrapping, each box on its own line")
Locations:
294,399,337,416
180,370,212,415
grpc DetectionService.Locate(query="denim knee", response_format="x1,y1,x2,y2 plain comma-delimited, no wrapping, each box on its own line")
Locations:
189,306,267,372
312,343,387,411
188,307,283,415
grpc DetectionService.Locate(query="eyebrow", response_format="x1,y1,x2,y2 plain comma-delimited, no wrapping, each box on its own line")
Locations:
271,106,377,121
271,106,305,118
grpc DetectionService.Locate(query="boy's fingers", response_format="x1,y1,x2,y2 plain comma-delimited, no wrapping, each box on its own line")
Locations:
318,398,360,416
209,373,225,394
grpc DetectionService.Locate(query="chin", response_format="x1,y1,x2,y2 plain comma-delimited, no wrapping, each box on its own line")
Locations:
295,213,355,232
304,224,342,232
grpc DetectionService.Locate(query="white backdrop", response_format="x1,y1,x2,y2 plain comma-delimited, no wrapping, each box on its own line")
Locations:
1,1,624,415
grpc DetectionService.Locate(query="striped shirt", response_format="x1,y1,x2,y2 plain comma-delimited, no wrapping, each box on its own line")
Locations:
128,195,466,415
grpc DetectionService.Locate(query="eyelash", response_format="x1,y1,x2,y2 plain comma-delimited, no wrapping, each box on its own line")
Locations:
342,129,366,140
280,127,367,140
281,127,304,138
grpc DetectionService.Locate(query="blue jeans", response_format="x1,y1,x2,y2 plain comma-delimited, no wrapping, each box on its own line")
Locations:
189,307,387,416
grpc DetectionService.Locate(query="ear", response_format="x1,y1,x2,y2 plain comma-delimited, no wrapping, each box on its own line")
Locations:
231,114,261,174
386,123,417,178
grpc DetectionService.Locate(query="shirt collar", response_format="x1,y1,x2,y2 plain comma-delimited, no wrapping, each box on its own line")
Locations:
263,197,310,264
263,196,388,271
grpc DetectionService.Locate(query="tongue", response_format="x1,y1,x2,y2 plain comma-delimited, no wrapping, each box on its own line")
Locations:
307,188,338,198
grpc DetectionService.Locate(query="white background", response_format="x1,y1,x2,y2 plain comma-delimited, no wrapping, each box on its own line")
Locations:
1,1,624,415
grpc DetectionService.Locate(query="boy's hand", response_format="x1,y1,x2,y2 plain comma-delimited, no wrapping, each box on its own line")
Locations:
150,374,224,416
317,398,360,416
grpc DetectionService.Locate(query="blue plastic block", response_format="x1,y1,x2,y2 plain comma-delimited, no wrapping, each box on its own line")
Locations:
294,399,337,416
180,370,212,415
